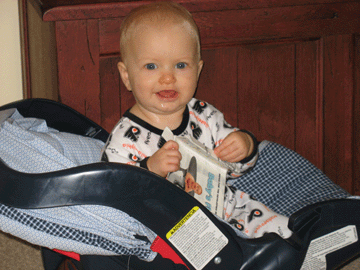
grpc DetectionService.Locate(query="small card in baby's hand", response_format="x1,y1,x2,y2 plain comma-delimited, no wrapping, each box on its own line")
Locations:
162,127,229,218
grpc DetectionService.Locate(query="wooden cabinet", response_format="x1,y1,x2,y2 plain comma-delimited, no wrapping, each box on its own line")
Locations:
29,0,360,194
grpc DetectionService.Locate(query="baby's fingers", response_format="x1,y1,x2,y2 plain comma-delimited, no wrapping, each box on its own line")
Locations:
218,148,246,163
215,140,247,162
164,157,181,171
163,140,179,150
215,140,236,157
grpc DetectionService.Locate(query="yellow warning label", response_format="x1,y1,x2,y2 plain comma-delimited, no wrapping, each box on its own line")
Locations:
166,206,199,239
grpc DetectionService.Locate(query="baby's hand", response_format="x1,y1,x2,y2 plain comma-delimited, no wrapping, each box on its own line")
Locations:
213,131,253,163
147,140,182,177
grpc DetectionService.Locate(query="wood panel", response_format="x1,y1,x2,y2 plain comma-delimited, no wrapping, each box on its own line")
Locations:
99,18,121,55
237,43,296,149
97,2,360,54
56,19,101,122
295,40,322,169
41,0,360,24
323,34,355,192
354,35,360,195
196,2,360,46
25,0,59,101
99,56,121,132
196,47,238,127
99,56,135,132
38,0,353,14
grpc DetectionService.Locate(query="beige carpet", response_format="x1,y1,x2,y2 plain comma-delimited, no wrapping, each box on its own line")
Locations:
1,231,360,269
0,232,43,270
342,258,360,270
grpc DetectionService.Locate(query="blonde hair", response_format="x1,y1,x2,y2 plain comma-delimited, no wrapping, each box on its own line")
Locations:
120,1,201,62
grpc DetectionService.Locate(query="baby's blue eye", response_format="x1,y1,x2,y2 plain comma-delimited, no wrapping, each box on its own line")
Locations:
176,62,187,69
145,63,157,70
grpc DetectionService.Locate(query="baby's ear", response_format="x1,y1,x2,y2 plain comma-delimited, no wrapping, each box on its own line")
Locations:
197,60,204,78
117,62,132,91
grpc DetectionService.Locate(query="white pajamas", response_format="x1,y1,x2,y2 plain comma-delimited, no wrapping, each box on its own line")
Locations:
103,98,292,238
224,187,292,238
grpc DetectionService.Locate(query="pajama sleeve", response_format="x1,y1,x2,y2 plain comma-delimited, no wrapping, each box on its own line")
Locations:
101,120,146,167
205,102,259,178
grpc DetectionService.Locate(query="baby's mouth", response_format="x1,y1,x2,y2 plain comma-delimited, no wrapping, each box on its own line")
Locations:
156,90,179,100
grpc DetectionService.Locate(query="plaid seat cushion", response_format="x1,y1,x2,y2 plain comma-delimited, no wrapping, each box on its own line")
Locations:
228,141,349,217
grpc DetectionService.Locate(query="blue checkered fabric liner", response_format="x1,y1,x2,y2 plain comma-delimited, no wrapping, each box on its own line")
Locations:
0,204,154,258
228,141,350,217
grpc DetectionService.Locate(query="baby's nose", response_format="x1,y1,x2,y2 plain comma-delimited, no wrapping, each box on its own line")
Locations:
159,72,176,84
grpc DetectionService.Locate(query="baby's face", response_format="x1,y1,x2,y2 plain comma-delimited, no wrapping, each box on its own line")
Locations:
119,22,203,118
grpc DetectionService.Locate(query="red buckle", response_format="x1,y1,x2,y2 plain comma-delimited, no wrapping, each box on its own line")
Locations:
53,249,80,261
151,236,189,269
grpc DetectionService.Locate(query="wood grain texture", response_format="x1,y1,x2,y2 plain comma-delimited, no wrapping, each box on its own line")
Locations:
99,55,135,132
97,2,360,54
56,20,101,123
237,43,295,149
99,56,121,132
40,0,360,21
295,40,321,169
323,34,355,192
355,35,360,195
196,47,238,127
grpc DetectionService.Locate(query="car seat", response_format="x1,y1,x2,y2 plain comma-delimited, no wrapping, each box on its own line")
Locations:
0,99,359,270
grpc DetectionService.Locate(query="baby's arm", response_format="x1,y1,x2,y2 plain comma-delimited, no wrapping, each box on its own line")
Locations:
145,141,182,178
213,131,254,163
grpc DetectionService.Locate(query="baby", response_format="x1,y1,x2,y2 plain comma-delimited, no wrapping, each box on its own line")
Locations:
103,1,257,178
103,1,291,239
